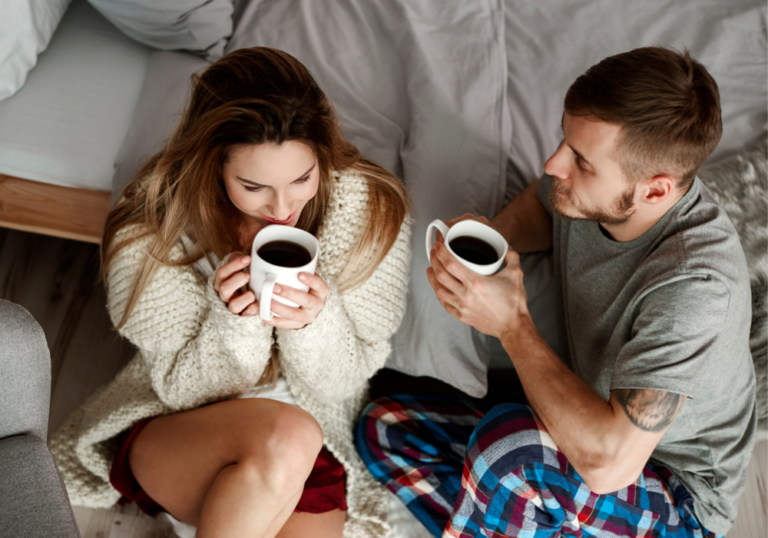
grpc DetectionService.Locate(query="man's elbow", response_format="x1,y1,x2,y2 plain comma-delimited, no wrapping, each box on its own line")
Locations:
578,457,643,495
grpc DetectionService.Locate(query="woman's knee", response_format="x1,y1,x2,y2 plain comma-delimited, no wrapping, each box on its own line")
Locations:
129,400,324,507
237,401,324,492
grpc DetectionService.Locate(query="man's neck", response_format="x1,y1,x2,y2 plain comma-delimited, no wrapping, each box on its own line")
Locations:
601,186,688,242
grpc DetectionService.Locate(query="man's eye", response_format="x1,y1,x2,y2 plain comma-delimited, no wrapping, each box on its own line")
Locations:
574,156,587,171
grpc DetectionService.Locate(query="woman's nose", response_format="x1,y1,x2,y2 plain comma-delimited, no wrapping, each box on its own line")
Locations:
268,194,292,220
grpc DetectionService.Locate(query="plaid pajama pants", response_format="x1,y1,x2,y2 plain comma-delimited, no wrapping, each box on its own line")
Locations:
354,395,721,538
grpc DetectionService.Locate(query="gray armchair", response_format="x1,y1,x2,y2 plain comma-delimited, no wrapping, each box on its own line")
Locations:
0,299,80,537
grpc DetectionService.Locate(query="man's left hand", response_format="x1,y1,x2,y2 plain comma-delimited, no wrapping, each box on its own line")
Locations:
426,241,530,338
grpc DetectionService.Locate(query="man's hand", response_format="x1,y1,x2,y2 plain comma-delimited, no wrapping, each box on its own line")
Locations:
426,240,529,338
435,213,499,243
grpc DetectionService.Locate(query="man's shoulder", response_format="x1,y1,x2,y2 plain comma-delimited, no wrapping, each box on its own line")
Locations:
652,178,750,289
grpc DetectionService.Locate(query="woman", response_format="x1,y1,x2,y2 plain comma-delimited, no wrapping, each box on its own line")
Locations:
50,47,411,538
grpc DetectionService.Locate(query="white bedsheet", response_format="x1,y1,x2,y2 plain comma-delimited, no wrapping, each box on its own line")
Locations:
0,0,150,191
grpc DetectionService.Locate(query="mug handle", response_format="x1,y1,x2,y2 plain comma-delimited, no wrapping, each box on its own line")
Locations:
425,219,450,260
259,273,278,321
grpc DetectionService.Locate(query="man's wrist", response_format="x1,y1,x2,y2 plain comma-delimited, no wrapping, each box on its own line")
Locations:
498,312,538,352
491,217,515,248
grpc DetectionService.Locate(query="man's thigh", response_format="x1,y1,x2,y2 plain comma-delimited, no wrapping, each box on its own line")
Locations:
449,403,714,538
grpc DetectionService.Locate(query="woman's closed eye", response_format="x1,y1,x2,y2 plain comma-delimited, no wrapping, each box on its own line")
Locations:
244,175,309,193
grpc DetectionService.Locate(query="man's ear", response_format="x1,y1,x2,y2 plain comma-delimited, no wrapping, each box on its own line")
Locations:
641,175,675,205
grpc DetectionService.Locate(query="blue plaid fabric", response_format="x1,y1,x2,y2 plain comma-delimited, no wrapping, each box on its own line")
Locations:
355,395,722,538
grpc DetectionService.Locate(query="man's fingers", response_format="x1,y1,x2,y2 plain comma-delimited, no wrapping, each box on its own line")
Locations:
430,248,464,295
426,267,459,310
444,213,479,227
442,302,463,321
434,242,475,284
504,248,521,267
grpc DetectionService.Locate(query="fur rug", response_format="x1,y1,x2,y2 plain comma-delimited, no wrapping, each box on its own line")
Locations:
698,141,768,436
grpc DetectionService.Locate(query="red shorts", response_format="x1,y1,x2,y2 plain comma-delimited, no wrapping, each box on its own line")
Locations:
109,417,347,516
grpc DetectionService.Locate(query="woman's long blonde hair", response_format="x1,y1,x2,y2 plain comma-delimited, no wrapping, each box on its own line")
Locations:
102,47,408,380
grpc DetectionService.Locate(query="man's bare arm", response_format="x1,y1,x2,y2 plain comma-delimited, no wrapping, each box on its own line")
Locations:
491,179,553,253
501,321,685,494
427,236,686,494
614,389,684,432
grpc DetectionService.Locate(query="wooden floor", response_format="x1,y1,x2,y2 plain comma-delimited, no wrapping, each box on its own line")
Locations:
1,226,766,538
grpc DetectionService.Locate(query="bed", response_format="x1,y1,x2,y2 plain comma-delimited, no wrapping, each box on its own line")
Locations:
0,0,151,242
0,1,765,537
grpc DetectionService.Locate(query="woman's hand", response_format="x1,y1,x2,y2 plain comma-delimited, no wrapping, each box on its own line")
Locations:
264,272,330,329
213,253,259,316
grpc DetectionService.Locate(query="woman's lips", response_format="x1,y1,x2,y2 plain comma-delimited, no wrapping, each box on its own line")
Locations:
262,211,296,225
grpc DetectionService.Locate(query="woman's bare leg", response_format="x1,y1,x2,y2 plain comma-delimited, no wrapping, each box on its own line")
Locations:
128,398,324,538
276,510,346,538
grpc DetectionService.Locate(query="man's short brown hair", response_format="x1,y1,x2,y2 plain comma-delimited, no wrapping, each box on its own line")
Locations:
564,47,722,189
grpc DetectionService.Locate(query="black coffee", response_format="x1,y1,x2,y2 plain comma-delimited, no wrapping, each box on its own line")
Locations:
449,236,498,265
258,240,312,267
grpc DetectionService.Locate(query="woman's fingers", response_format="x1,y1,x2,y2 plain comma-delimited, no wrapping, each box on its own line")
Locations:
273,285,323,312
298,272,330,301
218,271,251,303
228,290,256,315
213,253,251,294
215,253,250,288
266,297,313,325
262,298,308,328
240,298,260,317
263,313,306,329
256,273,329,328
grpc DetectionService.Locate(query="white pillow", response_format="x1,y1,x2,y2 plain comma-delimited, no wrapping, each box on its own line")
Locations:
88,0,234,61
0,0,72,101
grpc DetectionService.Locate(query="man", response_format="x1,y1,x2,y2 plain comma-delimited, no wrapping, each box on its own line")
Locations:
355,47,756,538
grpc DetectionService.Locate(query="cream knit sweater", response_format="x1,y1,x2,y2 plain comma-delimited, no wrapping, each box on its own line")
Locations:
49,170,412,538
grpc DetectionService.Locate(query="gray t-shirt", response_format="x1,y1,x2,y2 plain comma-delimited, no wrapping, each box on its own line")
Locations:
537,175,756,535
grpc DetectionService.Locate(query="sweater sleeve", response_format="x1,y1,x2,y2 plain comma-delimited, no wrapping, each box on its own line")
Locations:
276,219,412,403
107,235,274,411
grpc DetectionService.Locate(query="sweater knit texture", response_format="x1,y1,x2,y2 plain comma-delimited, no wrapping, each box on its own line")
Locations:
48,170,412,538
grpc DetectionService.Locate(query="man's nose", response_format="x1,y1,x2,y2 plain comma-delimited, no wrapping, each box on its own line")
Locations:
543,143,570,182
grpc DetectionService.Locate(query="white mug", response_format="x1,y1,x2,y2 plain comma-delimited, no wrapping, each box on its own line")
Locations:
425,219,508,276
250,225,320,321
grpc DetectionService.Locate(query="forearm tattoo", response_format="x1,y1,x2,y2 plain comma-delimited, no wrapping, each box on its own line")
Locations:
614,389,683,432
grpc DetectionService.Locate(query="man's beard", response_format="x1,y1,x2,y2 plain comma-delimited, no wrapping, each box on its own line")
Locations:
549,177,635,225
